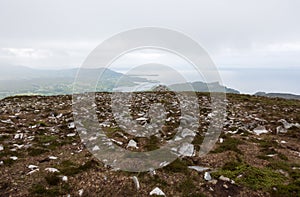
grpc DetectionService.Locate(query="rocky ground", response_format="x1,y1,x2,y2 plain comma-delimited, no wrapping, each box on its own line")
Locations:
0,92,299,197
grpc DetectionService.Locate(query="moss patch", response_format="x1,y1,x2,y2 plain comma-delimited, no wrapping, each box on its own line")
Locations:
163,158,188,173
212,162,285,191
58,159,98,176
211,137,243,154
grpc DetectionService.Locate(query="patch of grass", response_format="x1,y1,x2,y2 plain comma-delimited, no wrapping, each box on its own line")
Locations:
0,135,10,142
285,126,300,139
45,174,60,186
147,175,168,187
0,150,11,158
37,121,47,127
29,184,61,197
163,158,188,173
272,179,300,197
268,161,300,180
103,127,120,138
178,178,196,195
27,148,49,156
256,155,271,160
3,158,15,166
192,134,204,146
212,162,285,191
192,134,204,152
144,135,160,151
211,137,243,154
59,160,98,176
267,160,291,172
277,152,288,161
221,160,243,171
256,147,279,161
258,139,279,149
35,135,58,144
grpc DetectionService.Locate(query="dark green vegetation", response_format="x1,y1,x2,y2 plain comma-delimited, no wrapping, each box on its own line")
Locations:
57,159,99,176
212,162,285,190
211,136,243,154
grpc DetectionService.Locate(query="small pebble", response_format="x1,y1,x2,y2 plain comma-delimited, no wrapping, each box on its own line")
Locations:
150,187,165,196
45,167,60,173
204,172,212,181
78,189,84,196
10,156,18,160
62,176,68,182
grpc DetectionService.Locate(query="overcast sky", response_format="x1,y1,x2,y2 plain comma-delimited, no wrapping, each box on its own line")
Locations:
0,0,300,94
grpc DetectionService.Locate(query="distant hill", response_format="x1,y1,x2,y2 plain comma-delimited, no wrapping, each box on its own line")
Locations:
0,65,150,98
169,81,240,94
255,92,300,100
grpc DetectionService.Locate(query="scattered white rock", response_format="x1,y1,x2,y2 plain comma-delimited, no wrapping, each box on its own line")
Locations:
149,168,156,176
227,130,239,134
45,167,60,173
278,119,300,129
0,144,3,151
13,144,24,149
14,133,24,139
0,161,3,165
159,161,170,167
92,145,100,151
28,165,38,170
68,122,75,129
89,136,98,141
276,126,287,134
209,179,218,185
188,166,209,172
27,169,39,175
62,176,68,182
1,119,14,124
150,187,165,196
49,156,58,160
136,117,147,121
178,143,194,157
111,139,123,145
223,184,229,189
252,126,269,135
29,125,37,129
67,133,76,137
132,176,140,190
204,172,212,181
280,140,287,144
219,138,224,143
10,156,18,160
78,189,84,196
127,140,138,149
219,175,230,182
181,128,196,138
137,112,145,116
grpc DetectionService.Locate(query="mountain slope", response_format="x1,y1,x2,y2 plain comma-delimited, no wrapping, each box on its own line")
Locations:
255,92,300,100
169,81,240,94
0,65,150,98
